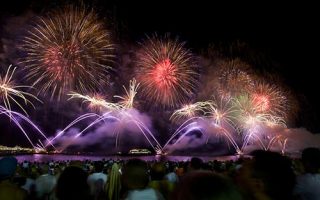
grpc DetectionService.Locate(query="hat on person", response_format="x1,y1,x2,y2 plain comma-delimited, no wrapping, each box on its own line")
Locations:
0,156,18,180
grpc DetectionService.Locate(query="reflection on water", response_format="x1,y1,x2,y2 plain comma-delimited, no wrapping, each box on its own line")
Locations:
0,154,239,163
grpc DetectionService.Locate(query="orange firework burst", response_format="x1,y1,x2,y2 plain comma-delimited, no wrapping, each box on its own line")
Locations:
135,35,199,107
19,5,114,100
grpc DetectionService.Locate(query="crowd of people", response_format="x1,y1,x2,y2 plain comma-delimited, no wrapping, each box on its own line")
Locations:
1,147,320,200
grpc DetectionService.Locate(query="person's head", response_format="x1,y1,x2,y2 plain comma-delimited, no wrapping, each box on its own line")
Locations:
167,161,176,172
121,159,149,190
22,160,29,169
172,171,242,200
236,150,295,200
35,174,57,199
0,156,18,181
301,147,320,173
93,161,104,173
56,166,90,200
150,162,166,181
188,157,203,171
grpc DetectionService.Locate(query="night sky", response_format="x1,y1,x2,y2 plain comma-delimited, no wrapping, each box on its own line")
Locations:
0,0,319,147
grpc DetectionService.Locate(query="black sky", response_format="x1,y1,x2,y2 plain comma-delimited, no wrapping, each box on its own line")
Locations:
0,0,319,132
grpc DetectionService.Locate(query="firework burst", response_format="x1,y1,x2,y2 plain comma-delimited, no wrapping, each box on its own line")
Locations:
20,5,114,100
170,101,213,121
135,35,199,107
0,65,41,115
114,78,140,109
250,81,289,118
68,92,120,111
231,94,286,152
214,59,254,100
207,98,239,130
232,94,286,129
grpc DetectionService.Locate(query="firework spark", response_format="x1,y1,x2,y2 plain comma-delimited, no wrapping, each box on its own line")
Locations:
20,5,114,100
114,78,140,109
0,105,55,150
209,123,241,153
0,65,41,115
68,92,120,111
170,101,214,121
49,111,162,153
135,35,199,107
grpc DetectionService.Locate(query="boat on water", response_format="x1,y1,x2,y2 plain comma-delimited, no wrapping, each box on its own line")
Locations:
116,148,153,156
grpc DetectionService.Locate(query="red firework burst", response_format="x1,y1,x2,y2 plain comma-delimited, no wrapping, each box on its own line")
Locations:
135,35,199,107
252,94,270,112
151,58,178,92
250,82,288,118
